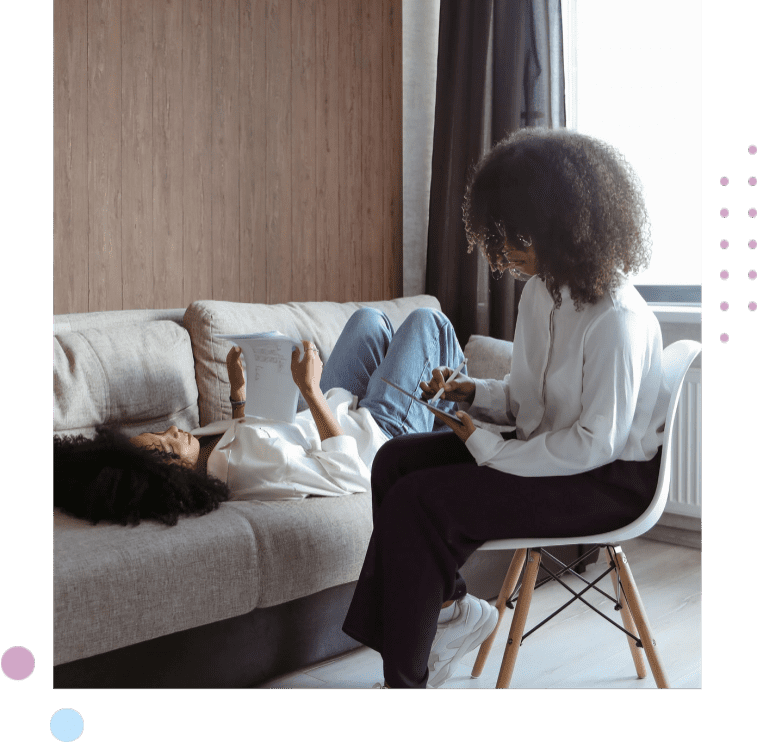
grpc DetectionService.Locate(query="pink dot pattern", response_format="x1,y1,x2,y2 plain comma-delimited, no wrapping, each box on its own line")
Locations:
719,146,757,344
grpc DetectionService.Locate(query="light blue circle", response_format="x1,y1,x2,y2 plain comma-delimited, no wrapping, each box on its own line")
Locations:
50,709,84,741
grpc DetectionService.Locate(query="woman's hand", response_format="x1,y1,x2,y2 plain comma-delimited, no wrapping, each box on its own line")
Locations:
291,340,323,395
226,346,246,401
429,409,477,443
420,366,476,405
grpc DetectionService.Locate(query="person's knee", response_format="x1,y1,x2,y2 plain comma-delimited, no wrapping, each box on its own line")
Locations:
372,436,406,478
348,307,392,336
405,307,449,332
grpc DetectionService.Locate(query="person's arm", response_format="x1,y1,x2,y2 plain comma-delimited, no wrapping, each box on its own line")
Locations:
226,346,246,419
301,388,345,441
291,341,344,441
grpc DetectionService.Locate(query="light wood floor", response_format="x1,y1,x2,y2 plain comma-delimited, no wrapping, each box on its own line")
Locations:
258,537,701,689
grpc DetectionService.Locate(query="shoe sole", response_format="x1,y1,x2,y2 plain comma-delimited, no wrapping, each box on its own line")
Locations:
427,601,498,688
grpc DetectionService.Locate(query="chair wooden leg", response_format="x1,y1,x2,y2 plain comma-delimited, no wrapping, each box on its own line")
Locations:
471,548,527,678
608,545,669,688
604,547,647,679
495,548,541,688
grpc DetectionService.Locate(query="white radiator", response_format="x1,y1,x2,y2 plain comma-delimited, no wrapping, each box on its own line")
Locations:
665,368,702,517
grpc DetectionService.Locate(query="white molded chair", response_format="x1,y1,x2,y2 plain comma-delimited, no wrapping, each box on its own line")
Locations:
471,339,702,688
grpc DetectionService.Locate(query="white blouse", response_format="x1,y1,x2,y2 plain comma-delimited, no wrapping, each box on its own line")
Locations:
192,387,389,500
463,276,665,477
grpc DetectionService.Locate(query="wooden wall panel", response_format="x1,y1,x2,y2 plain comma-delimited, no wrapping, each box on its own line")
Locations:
338,0,362,304
153,0,185,309
266,0,292,305
54,0,402,314
122,0,154,309
183,0,212,306
315,0,340,302
362,1,383,303
240,0,267,303
292,0,317,301
54,0,88,315
88,0,123,311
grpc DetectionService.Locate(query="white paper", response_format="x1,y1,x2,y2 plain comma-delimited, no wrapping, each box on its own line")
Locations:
216,332,305,423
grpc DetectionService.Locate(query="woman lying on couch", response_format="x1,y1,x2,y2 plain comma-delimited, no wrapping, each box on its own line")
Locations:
54,306,468,523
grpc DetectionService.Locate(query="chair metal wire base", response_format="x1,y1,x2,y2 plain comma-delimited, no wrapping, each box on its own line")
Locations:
508,546,643,649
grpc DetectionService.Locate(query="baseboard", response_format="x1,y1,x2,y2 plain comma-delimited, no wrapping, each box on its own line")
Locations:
644,512,701,550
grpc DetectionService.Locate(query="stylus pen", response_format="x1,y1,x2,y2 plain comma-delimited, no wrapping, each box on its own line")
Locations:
430,358,467,403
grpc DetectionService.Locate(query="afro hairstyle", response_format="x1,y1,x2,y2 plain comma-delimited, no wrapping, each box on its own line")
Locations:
463,127,652,310
54,426,231,527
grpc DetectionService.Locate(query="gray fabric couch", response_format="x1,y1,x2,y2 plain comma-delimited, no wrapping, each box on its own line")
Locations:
53,295,585,688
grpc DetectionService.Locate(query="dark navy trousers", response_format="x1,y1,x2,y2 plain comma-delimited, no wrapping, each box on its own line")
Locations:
342,430,661,688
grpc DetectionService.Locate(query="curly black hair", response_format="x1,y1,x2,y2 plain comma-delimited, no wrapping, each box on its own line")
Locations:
54,426,231,527
463,127,652,310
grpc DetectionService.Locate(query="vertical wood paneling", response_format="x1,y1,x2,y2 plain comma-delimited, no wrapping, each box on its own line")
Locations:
54,0,89,315
240,0,267,304
182,0,212,305
291,0,317,302
315,0,340,302
361,1,383,302
266,0,293,304
55,0,401,314
88,0,123,311
153,0,184,309
338,0,362,302
122,0,153,309
212,0,241,302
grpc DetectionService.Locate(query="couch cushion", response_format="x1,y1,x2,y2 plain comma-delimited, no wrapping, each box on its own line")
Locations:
226,494,373,608
183,295,442,426
53,506,260,665
54,321,200,438
463,334,514,380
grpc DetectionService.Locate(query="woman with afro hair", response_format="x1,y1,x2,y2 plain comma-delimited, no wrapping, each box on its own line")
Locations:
55,305,469,524
342,128,666,689
53,426,232,527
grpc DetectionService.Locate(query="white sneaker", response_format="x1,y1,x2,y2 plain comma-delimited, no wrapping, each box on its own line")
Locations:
427,595,498,688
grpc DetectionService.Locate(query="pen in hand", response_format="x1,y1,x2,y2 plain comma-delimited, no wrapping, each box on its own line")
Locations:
430,358,467,403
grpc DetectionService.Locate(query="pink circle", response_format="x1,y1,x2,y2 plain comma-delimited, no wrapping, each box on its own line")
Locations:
721,270,729,279
749,302,757,312
750,240,757,249
720,177,729,186
750,145,757,155
720,208,729,218
749,270,757,280
750,177,757,186
720,333,729,342
750,208,757,218
1,646,35,680
720,240,729,249
720,301,729,311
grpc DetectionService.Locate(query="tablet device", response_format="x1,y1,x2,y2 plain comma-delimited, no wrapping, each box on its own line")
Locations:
381,378,462,425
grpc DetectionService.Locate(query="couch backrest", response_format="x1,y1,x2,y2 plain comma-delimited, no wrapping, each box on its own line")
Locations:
53,297,444,435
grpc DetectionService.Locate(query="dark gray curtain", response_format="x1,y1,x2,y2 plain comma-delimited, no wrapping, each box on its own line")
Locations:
426,0,565,346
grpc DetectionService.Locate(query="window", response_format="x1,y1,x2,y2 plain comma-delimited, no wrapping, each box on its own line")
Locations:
564,0,702,303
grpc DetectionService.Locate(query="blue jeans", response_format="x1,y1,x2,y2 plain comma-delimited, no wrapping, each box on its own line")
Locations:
313,307,466,440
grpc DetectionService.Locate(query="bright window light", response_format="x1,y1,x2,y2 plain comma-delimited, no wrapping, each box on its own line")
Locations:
573,0,702,287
